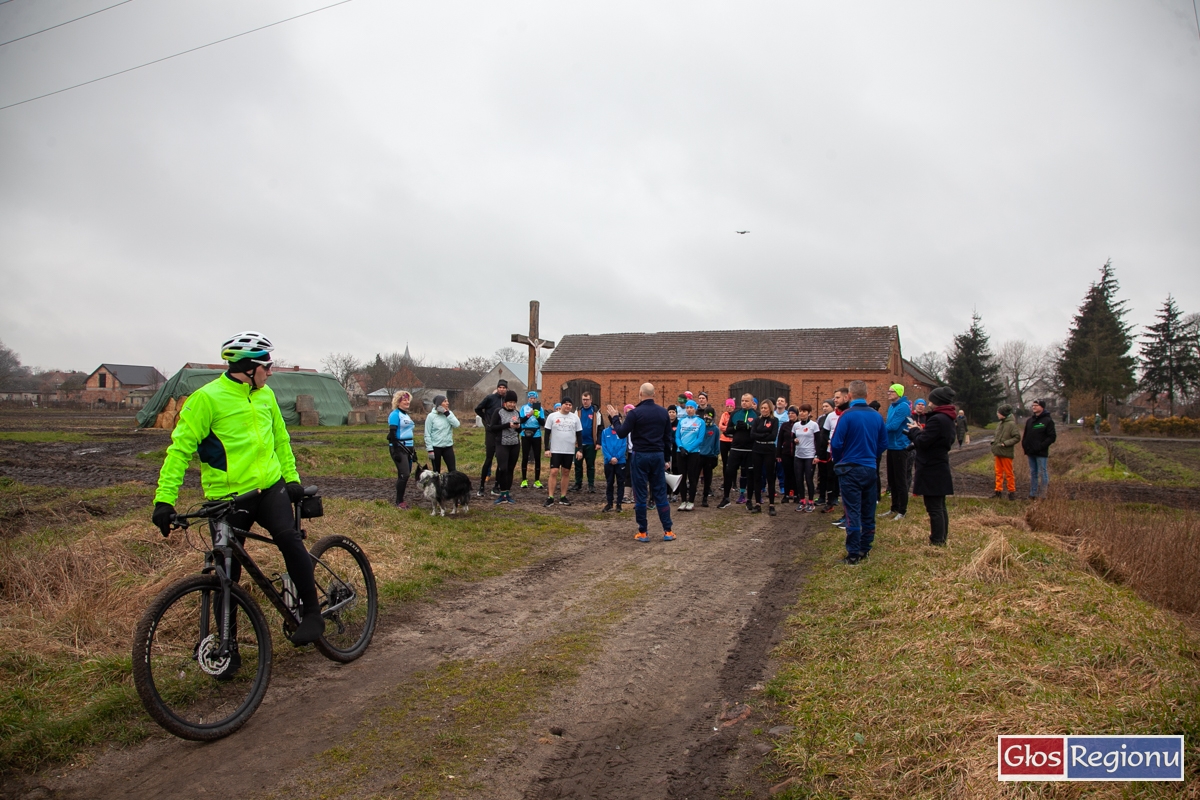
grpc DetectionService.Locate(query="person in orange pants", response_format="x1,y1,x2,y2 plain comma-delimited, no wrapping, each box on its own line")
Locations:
990,404,1021,499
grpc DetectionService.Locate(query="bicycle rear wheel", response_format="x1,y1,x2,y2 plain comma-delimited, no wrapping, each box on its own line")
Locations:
309,535,377,663
132,574,272,740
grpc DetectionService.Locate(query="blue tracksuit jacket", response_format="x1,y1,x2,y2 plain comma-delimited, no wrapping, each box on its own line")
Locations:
886,397,912,450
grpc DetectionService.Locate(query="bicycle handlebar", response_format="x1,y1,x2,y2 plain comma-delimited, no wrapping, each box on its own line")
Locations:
165,485,317,531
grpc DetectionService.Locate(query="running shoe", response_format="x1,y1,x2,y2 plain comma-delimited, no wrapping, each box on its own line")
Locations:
678,500,688,511
736,494,747,505
491,488,500,496
534,480,543,489
601,504,614,512
397,502,410,510
662,531,676,542
543,497,555,508
634,532,650,543
750,504,761,514
795,502,806,513
476,486,486,498
892,513,905,521
768,505,776,517
833,520,846,529
717,499,731,509
558,496,571,506
520,480,529,488
839,554,861,565
700,498,709,508
494,495,507,505
507,494,516,504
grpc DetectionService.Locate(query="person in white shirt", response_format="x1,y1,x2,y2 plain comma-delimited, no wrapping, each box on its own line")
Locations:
542,397,583,507
792,404,821,511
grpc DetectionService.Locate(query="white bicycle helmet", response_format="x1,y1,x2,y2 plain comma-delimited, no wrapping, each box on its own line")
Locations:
220,331,275,363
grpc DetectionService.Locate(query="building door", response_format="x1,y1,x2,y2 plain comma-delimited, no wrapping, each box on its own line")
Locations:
728,378,790,406
559,379,600,411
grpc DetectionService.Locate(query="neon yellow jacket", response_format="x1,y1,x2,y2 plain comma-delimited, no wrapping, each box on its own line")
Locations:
154,373,300,505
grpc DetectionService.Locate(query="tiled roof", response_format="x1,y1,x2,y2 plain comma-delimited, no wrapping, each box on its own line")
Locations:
410,366,486,390
542,327,898,373
94,364,166,386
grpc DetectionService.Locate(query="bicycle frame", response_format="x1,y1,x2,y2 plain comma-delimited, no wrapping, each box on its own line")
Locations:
185,499,356,660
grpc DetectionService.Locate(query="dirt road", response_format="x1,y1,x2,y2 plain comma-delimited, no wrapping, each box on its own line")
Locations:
20,502,810,799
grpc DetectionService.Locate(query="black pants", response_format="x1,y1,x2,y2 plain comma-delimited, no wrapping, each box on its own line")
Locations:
495,443,519,492
605,461,626,507
752,452,776,505
782,455,796,497
228,479,318,613
702,455,717,500
520,436,542,480
924,495,948,544
819,461,839,506
682,451,704,502
886,450,909,515
574,444,597,488
722,449,754,500
720,440,731,472
481,428,497,483
795,457,815,501
390,444,412,504
430,446,456,473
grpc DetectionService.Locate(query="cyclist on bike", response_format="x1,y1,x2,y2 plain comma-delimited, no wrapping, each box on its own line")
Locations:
151,331,325,645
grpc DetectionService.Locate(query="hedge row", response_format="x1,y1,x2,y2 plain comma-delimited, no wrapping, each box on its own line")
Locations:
1120,415,1200,437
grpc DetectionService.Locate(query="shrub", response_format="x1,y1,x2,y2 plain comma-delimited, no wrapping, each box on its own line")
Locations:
1121,415,1200,438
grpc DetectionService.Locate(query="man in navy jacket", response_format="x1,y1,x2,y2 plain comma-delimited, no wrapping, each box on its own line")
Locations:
607,384,674,542
830,380,888,564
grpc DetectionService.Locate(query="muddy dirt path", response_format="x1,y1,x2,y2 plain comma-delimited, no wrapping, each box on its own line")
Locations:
18,503,811,800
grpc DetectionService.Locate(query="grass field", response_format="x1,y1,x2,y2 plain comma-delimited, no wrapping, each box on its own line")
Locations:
768,499,1200,798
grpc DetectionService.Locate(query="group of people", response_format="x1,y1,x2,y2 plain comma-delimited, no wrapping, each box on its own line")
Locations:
388,374,1061,559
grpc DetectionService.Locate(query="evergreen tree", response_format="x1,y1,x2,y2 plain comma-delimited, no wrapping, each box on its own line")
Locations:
1056,260,1137,417
1139,295,1200,415
944,312,1005,425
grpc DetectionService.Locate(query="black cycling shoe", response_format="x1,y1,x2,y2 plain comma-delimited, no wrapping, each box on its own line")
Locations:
290,611,325,646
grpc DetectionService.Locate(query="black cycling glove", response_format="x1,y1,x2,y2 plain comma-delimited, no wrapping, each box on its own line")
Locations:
286,482,305,503
152,502,176,537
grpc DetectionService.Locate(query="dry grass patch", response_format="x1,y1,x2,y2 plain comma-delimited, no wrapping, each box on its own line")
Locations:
1026,492,1200,616
766,498,1200,798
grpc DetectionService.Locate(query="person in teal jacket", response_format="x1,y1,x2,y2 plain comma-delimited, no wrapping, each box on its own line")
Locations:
675,400,706,510
884,384,912,520
519,391,546,488
424,394,460,472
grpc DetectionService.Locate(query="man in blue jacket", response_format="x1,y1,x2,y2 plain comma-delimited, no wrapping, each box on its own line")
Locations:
607,384,674,542
884,384,912,521
830,380,888,565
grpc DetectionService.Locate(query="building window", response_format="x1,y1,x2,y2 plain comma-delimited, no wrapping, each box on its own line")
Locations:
98,373,107,388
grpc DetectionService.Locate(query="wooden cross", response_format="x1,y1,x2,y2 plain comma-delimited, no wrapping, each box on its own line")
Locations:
511,300,555,393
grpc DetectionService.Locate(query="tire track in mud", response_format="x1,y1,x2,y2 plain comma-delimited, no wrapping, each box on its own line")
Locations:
17,503,813,800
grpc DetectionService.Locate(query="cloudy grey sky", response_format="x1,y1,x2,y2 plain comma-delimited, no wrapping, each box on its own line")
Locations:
2,0,1198,374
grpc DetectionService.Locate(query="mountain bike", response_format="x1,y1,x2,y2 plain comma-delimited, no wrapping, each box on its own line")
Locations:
131,486,377,740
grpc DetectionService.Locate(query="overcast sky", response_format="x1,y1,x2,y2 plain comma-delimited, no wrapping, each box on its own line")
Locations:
2,0,1198,374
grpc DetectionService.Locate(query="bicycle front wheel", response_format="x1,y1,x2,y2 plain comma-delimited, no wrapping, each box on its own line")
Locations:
309,535,378,663
132,574,272,740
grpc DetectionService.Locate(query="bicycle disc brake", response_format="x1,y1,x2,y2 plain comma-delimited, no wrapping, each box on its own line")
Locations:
196,634,232,676
325,579,355,634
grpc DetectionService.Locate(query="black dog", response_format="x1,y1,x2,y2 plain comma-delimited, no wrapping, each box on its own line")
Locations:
413,465,473,516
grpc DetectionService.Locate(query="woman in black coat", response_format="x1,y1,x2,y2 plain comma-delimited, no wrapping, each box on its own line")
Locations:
906,386,957,546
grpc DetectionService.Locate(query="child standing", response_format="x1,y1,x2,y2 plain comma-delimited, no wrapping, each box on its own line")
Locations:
991,403,1021,499
519,391,545,488
601,419,628,512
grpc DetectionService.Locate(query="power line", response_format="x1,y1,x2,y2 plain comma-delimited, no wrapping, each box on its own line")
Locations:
0,1,134,49
0,0,355,112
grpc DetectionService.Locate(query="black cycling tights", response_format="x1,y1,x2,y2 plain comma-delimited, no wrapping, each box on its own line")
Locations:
227,479,319,613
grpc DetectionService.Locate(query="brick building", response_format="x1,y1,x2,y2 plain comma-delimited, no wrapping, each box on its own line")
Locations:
83,364,166,408
540,326,930,410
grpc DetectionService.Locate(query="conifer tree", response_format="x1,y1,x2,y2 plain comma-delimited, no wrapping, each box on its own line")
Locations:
1139,295,1200,415
945,312,1005,425
1056,260,1136,417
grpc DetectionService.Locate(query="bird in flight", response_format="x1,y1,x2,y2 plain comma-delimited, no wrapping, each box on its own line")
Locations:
735,230,749,234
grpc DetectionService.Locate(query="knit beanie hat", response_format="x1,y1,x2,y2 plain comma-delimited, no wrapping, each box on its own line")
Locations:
504,390,519,403
889,383,905,397
928,386,956,406
725,398,735,407
432,394,447,407
997,403,1013,417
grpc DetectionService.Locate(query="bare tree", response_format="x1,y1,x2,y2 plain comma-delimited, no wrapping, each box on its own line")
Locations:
493,346,526,364
911,351,947,382
321,352,362,390
997,340,1050,411
456,355,495,372
0,340,31,386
